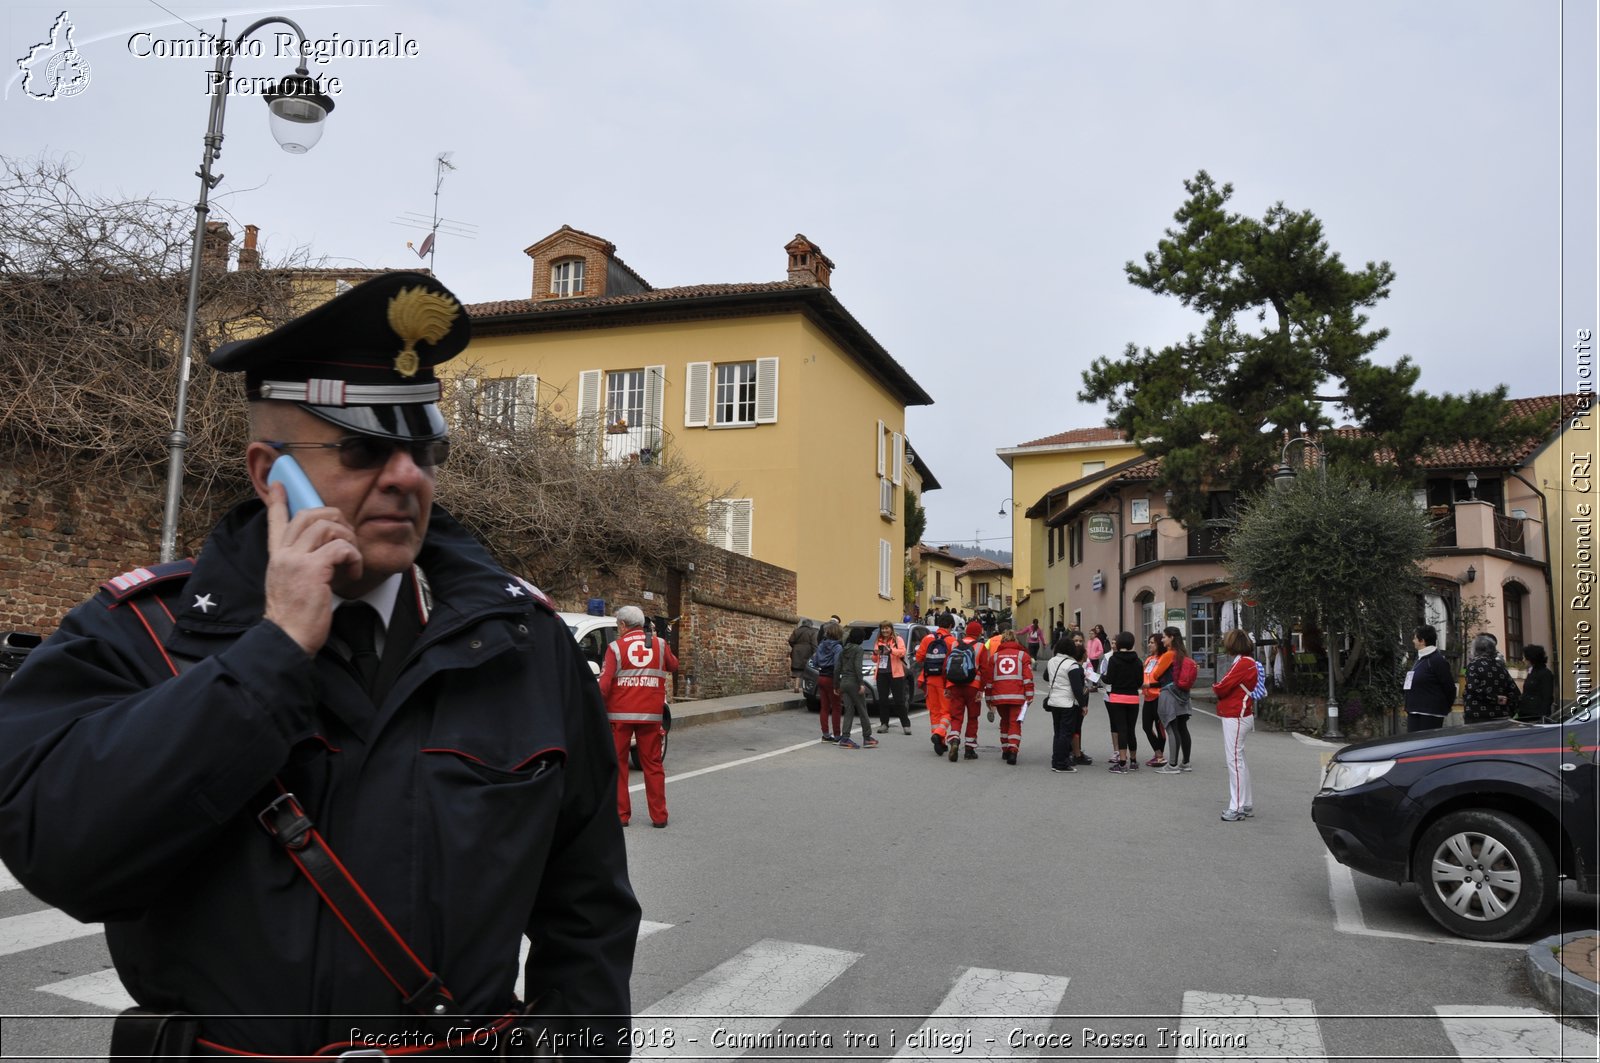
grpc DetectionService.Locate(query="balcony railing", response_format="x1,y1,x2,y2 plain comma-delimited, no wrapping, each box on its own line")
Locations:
1186,525,1226,558
1494,515,1527,553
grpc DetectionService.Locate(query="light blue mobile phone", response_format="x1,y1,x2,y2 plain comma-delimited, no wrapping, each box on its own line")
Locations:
267,454,324,517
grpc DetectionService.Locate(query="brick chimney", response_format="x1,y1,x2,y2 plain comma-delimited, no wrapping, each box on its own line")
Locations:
785,234,833,289
236,224,261,271
201,221,233,272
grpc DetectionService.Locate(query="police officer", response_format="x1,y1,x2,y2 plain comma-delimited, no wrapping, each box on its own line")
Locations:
601,604,677,827
0,272,640,1058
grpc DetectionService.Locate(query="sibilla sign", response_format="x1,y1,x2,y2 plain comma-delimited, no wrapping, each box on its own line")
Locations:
1087,514,1114,542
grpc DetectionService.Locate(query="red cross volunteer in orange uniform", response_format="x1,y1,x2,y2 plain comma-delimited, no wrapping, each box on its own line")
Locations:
600,604,678,827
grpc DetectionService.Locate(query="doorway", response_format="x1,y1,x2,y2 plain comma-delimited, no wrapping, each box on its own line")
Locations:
1188,597,1218,684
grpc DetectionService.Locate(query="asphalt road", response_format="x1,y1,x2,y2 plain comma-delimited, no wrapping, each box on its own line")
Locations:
2,701,1596,1060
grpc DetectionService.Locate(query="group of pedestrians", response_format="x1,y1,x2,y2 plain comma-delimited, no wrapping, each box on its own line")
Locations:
914,615,1034,764
1403,623,1557,730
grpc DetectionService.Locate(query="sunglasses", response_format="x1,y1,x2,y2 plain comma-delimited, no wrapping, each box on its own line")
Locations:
261,436,450,470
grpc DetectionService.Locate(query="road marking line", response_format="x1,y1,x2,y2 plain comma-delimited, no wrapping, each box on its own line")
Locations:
0,864,20,892
637,938,861,1058
1435,1004,1578,1061
1178,991,1326,1060
517,919,670,1002
0,908,103,956
38,967,133,1011
889,966,1070,1061
1325,853,1523,950
630,738,844,793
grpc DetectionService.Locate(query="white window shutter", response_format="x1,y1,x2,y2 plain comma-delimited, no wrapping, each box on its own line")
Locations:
577,369,602,461
755,357,779,423
705,500,729,550
514,374,538,432
684,362,711,427
879,539,893,599
876,419,886,476
892,431,904,486
731,499,753,556
454,376,478,430
644,365,665,430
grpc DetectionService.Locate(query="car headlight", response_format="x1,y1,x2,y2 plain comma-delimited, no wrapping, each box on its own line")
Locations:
1320,759,1396,793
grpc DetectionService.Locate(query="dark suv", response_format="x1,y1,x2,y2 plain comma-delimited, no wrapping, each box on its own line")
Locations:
802,621,930,712
1311,701,1597,941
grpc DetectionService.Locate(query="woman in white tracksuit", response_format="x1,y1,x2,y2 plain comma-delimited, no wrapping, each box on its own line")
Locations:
1210,628,1260,822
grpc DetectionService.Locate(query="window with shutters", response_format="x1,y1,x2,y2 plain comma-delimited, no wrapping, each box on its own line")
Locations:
550,258,584,297
707,498,754,556
879,539,894,600
455,375,536,442
714,362,757,425
686,358,777,428
580,367,663,465
879,476,897,519
605,369,645,428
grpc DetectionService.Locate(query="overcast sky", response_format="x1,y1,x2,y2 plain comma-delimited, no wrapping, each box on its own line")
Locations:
4,0,1595,554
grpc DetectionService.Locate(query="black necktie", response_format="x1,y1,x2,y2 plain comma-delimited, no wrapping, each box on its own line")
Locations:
332,602,382,699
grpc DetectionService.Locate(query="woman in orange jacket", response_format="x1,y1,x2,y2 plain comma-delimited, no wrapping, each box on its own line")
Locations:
1140,633,1172,767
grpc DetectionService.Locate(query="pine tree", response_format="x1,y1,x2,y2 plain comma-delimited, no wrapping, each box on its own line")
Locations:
1079,170,1535,523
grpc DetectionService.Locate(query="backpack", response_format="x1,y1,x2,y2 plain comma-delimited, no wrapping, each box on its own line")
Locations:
944,638,979,685
810,640,840,678
922,635,951,677
1175,655,1198,692
1248,658,1268,701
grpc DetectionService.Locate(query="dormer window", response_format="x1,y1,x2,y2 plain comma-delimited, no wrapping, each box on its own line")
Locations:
550,258,584,297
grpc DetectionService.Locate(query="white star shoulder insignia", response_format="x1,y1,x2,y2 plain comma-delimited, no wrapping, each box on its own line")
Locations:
504,582,526,598
192,593,216,614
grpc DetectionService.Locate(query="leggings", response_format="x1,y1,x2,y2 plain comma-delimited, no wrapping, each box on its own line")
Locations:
1105,702,1138,755
1141,696,1166,757
817,676,841,736
1165,714,1192,764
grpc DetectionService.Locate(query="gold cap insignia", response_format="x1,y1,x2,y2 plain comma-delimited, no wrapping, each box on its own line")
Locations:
387,286,460,378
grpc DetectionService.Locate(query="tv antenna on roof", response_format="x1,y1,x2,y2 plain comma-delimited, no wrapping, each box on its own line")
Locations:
394,151,477,271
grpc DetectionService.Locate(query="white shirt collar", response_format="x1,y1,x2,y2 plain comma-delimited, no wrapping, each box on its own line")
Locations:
336,572,403,632
1417,644,1438,658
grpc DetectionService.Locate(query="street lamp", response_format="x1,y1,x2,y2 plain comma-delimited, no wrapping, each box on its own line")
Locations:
1272,432,1343,739
997,497,1015,517
158,17,337,562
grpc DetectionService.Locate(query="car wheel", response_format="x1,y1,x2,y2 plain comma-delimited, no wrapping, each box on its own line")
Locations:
629,707,672,771
1412,810,1556,941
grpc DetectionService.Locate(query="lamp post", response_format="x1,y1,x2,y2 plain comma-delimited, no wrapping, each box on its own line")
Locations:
158,17,336,562
1273,433,1343,739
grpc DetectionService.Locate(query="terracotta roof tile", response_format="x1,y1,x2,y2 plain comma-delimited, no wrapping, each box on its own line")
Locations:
956,556,1010,575
1015,426,1128,448
465,280,813,318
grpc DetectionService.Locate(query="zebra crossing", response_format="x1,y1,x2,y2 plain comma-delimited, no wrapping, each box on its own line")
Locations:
3,904,1589,1061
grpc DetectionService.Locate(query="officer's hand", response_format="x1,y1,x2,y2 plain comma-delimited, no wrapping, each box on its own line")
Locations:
262,482,362,655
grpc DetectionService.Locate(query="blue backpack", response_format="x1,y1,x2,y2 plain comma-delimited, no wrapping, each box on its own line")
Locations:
922,636,951,677
944,638,979,685
1248,659,1268,701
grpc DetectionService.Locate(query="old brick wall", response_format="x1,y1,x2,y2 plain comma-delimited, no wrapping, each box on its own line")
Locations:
0,458,798,699
546,549,798,699
0,460,229,637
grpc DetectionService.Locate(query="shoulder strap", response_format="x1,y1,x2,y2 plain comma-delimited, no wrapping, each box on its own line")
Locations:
124,565,458,1017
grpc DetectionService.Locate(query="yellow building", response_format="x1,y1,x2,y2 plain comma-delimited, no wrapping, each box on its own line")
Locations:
997,428,1143,615
909,544,966,616
460,227,933,621
954,557,1014,616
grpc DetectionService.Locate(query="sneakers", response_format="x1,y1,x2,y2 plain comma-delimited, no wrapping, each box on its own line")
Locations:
1074,753,1093,765
864,738,880,748
877,724,890,734
1154,764,1183,775
932,735,947,756
964,746,979,760
821,734,836,743
1108,759,1126,774
1051,764,1078,773
1125,758,1140,771
903,726,912,735
837,737,860,749
1146,756,1166,767
1241,805,1255,817
1220,808,1246,822
948,736,961,762
1179,763,1194,772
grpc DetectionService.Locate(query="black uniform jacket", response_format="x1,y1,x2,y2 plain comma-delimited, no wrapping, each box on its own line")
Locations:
0,501,640,1055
